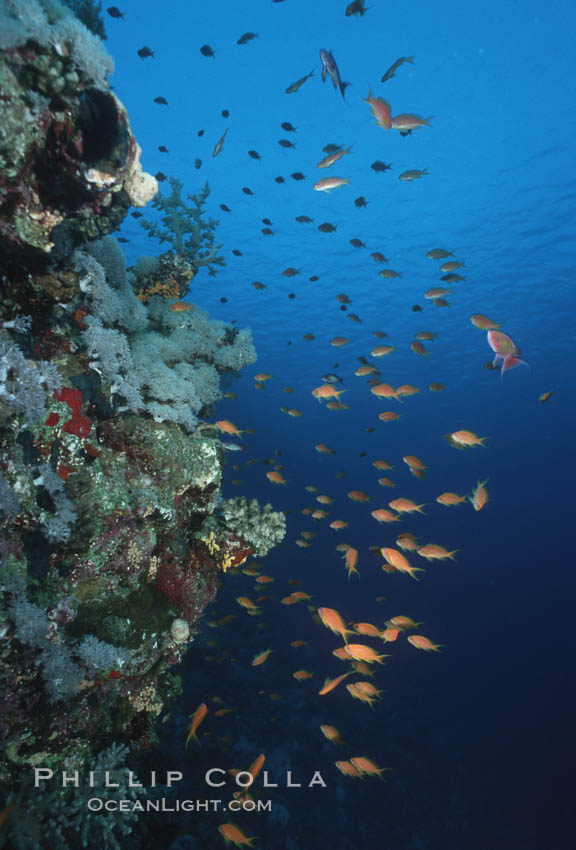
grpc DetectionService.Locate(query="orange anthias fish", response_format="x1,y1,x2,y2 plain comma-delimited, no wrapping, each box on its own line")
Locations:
267,470,287,485
185,702,208,748
320,724,343,745
391,113,433,130
251,648,274,667
487,330,528,377
335,760,364,778
216,420,244,439
407,635,442,651
218,822,257,847
470,479,489,511
317,606,354,642
319,672,351,695
350,757,388,780
471,313,501,330
364,89,392,129
343,545,359,578
344,643,386,664
312,384,346,401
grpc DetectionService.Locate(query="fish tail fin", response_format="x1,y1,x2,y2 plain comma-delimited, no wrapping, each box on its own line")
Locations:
340,81,351,100
424,115,435,125
501,355,528,377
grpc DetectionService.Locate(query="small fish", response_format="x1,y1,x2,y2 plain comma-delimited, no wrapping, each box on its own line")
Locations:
237,32,258,45
313,177,350,192
346,0,369,15
470,480,489,512
487,330,527,377
153,96,168,105
278,138,295,148
221,442,246,452
318,222,337,232
371,160,392,173
222,109,230,118
158,145,169,153
440,260,465,272
232,249,243,256
391,113,433,131
381,56,415,83
281,121,297,132
427,248,454,259
471,313,501,330
218,823,257,848
350,238,365,248
185,703,208,748
364,90,392,129
319,49,350,99
248,150,262,160
354,196,368,207
212,128,228,158
137,46,155,58
295,215,313,223
194,158,202,170
291,172,306,181
539,391,553,403
317,146,353,168
200,44,215,58
399,168,428,181
407,635,442,651
274,176,285,183
285,69,315,94
251,648,273,666
107,6,125,18
445,429,486,449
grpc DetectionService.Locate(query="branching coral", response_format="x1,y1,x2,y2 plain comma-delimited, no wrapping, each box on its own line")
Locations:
140,178,226,277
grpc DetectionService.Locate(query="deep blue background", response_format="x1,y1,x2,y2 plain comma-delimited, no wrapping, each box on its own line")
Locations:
104,1,575,847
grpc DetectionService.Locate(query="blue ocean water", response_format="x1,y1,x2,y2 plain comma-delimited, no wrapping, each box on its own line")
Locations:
106,1,576,847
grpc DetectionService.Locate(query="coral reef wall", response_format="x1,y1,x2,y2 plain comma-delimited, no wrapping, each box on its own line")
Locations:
0,2,285,846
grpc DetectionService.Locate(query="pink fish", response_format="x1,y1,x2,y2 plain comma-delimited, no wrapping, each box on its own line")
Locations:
391,113,433,130
364,89,392,129
487,330,528,377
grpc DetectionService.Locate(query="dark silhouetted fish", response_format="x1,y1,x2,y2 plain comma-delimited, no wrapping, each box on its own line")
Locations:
318,222,336,233
354,196,368,207
248,150,262,160
137,46,155,58
278,139,295,148
281,122,297,132
381,56,415,83
285,69,315,94
320,49,350,100
371,160,391,173
200,44,215,58
107,6,124,19
237,32,258,45
153,96,168,105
